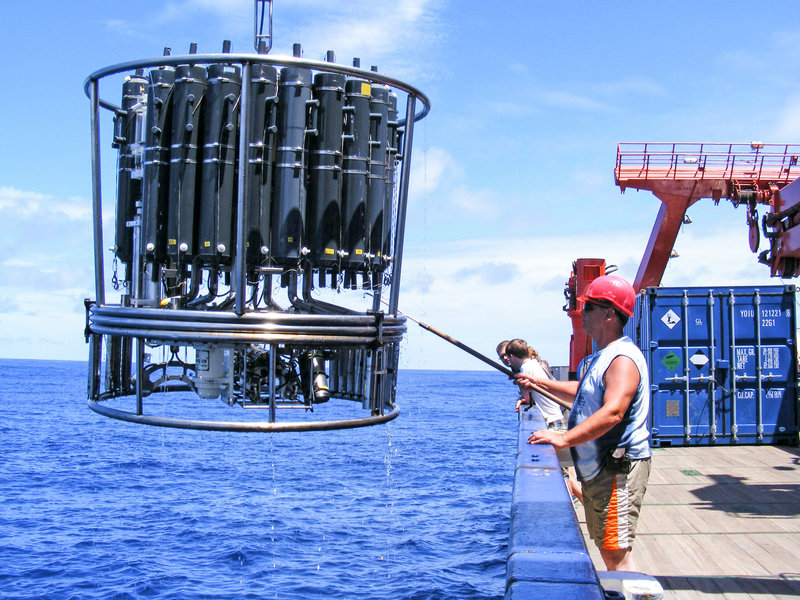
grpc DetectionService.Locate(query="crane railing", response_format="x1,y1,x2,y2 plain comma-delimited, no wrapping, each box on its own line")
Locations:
616,143,800,187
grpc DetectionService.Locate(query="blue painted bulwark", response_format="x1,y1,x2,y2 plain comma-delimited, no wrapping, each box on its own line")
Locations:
505,409,605,600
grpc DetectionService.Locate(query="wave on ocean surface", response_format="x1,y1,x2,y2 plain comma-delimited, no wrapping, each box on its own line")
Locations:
0,360,518,599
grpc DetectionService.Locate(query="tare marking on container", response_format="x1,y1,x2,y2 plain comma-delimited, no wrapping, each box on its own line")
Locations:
690,350,709,370
661,309,681,330
735,346,782,370
735,347,755,370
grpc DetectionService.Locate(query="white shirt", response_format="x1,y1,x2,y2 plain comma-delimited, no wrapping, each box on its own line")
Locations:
521,358,564,424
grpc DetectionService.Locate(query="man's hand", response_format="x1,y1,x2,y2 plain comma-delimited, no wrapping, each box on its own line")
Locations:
514,373,537,389
527,429,568,450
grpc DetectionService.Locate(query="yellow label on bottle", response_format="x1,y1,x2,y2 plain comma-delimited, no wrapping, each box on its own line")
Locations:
325,248,335,255
168,239,176,245
287,237,294,243
204,241,211,248
361,82,371,96
355,249,363,255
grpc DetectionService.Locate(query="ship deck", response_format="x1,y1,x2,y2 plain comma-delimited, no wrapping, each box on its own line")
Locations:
576,445,800,599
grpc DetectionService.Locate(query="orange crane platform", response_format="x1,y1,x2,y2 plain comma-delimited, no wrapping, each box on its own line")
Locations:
615,142,800,288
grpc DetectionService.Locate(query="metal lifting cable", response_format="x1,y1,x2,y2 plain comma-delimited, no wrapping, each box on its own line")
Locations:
255,0,273,53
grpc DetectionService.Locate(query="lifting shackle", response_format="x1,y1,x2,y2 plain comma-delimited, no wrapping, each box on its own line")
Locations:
255,0,273,54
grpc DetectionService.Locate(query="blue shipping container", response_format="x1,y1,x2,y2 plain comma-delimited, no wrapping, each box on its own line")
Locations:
625,285,798,446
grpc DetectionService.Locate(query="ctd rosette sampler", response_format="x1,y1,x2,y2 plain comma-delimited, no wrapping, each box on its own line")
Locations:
83,8,429,431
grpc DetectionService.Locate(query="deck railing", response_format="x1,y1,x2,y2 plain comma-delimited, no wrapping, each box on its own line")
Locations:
505,409,602,599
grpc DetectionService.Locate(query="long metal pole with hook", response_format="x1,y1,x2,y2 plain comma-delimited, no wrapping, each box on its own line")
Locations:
374,297,573,410
415,317,573,410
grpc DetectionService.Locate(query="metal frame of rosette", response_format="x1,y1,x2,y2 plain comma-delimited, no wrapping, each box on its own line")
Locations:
84,49,430,432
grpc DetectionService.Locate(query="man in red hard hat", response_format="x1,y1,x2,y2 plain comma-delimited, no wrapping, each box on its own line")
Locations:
515,274,651,571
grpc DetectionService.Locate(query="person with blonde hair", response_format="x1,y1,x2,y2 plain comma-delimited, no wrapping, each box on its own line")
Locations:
507,338,582,505
504,339,564,426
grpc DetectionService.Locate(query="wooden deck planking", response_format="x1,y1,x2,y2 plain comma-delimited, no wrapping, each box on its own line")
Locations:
576,445,800,600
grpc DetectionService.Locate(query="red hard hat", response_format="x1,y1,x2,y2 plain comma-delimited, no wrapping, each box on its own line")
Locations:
579,275,635,317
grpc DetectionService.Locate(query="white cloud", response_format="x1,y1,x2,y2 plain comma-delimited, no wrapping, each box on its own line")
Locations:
449,184,504,216
269,0,446,81
406,147,512,239
0,186,94,302
485,86,608,117
103,18,144,38
0,187,90,221
486,67,661,119
0,187,46,216
539,89,609,112
772,97,800,140
0,190,114,361
126,0,446,86
409,146,461,196
0,287,89,360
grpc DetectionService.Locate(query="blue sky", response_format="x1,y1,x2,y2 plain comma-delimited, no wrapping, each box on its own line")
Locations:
2,1,800,369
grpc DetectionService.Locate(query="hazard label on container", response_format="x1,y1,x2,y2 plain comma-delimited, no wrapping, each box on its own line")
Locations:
690,350,709,370
661,309,681,330
662,351,681,372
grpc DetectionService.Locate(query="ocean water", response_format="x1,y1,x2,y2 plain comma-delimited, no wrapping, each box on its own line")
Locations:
0,359,518,600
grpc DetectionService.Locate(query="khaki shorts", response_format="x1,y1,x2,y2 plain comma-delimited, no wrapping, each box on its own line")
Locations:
582,456,651,551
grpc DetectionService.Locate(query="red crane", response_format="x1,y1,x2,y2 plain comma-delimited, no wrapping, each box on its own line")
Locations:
564,142,800,376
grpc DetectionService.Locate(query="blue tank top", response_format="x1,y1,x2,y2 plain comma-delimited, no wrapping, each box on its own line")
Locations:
568,336,651,481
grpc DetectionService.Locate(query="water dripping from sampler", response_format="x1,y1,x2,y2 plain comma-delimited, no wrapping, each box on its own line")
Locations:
381,419,400,570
